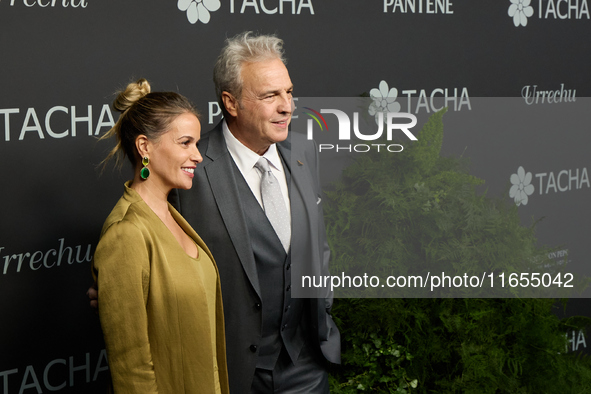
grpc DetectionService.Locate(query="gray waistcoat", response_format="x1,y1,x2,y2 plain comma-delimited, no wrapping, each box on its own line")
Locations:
232,158,306,370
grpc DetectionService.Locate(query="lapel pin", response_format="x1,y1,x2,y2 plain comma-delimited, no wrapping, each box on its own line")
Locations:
297,160,304,166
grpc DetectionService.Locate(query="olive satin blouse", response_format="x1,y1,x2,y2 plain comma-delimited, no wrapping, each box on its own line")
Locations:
92,182,229,394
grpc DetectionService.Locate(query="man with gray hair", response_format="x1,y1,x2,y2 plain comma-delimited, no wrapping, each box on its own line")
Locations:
173,31,341,393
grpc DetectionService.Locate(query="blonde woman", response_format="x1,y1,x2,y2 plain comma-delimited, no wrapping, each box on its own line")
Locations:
93,79,228,394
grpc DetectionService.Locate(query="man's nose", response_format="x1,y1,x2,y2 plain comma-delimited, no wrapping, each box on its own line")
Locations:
277,93,292,113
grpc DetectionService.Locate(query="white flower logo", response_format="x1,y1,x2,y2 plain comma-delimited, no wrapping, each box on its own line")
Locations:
369,80,401,125
508,0,534,27
509,166,535,206
178,0,221,24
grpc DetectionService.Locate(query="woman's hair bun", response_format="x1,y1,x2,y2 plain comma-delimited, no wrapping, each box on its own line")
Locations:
113,78,152,113
100,77,198,173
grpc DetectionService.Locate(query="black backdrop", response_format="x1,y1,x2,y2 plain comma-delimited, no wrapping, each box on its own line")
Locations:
1,1,590,392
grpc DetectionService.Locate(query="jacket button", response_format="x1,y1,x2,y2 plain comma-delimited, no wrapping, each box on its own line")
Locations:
284,305,291,312
281,324,287,331
250,345,257,353
286,264,291,271
255,303,262,310
286,285,291,292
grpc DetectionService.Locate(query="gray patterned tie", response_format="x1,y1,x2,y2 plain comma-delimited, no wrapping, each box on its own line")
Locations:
254,157,291,252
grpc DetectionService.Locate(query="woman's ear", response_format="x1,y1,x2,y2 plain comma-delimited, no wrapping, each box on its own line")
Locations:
135,135,150,158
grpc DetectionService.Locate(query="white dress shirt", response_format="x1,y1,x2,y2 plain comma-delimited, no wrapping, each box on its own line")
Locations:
222,120,292,220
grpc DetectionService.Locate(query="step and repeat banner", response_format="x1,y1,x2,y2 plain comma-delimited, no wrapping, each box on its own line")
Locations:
1,1,589,392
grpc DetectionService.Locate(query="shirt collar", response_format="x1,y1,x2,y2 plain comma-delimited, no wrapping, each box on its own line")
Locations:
222,120,284,173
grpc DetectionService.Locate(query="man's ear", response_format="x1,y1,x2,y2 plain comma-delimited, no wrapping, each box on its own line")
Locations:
222,91,239,117
135,135,150,158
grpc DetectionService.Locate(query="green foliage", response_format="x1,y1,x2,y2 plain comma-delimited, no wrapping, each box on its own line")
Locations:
329,330,416,393
325,110,591,392
330,298,591,393
323,108,565,298
328,298,418,393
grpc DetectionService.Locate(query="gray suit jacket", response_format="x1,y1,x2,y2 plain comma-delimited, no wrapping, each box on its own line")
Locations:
170,123,340,394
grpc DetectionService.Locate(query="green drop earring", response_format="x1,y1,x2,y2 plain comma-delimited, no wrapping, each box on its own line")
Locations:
140,156,150,180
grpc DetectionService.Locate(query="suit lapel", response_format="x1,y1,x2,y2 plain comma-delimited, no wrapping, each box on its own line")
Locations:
278,136,320,250
203,127,262,299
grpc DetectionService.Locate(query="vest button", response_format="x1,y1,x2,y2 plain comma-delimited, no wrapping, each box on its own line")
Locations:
286,264,291,270
255,303,262,310
282,324,287,331
286,285,291,292
250,345,258,353
284,305,291,312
